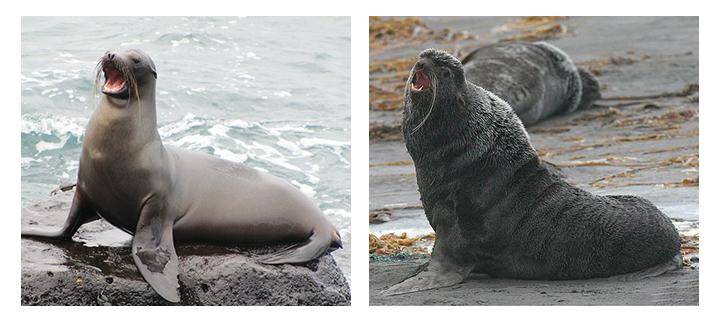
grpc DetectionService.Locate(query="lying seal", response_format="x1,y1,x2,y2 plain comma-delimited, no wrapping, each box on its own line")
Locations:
461,41,601,126
385,49,681,295
21,49,342,302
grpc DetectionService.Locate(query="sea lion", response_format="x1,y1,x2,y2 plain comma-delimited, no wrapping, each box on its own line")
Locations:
461,41,600,126
385,49,681,295
21,49,342,303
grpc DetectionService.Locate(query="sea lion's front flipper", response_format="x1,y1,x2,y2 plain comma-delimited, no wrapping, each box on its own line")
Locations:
22,190,97,240
381,229,472,296
131,198,180,303
380,261,469,296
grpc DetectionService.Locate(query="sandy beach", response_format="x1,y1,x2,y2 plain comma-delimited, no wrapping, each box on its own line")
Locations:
369,16,699,305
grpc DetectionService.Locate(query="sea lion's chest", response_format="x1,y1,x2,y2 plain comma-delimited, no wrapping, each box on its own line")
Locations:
78,140,165,233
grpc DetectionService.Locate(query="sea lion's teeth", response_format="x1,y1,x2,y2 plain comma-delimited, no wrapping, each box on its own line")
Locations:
418,85,423,91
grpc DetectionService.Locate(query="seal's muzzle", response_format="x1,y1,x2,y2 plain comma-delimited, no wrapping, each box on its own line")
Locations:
411,69,431,92
101,52,129,99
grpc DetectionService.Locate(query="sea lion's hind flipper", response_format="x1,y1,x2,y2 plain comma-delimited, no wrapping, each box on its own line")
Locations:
131,199,180,303
259,229,334,265
576,68,601,111
607,254,683,282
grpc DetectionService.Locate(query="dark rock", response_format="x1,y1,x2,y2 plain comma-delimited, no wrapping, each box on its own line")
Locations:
21,191,350,306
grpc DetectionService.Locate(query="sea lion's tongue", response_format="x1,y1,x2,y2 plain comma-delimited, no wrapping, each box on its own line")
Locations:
103,66,126,93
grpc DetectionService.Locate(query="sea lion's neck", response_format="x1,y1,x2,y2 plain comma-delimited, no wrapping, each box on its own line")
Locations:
403,84,481,165
84,90,163,163
96,91,160,141
405,83,539,205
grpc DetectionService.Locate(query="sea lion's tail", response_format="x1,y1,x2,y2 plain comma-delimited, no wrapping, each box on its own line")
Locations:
577,68,601,112
260,226,342,265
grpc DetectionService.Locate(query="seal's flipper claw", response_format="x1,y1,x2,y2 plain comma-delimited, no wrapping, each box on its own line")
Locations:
131,200,180,303
259,230,330,265
380,267,466,296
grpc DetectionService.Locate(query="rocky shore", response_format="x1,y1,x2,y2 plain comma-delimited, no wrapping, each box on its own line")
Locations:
21,190,350,306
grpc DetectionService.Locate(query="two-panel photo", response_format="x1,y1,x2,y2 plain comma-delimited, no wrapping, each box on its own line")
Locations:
18,16,699,308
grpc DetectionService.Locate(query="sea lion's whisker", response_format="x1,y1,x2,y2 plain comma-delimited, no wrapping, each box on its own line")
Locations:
410,72,437,135
93,60,103,108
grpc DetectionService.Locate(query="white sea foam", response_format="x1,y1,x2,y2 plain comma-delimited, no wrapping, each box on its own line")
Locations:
21,157,37,166
226,119,251,129
167,134,214,149
276,138,312,157
213,148,248,163
208,124,230,138
291,180,316,198
21,114,86,138
158,113,205,138
299,137,350,165
269,125,314,134
35,135,70,154
251,141,283,157
323,208,351,220
305,173,320,184
22,69,85,88
259,155,304,173
66,159,79,173
299,137,349,148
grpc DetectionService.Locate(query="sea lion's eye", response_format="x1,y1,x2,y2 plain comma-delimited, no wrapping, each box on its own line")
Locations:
132,58,141,64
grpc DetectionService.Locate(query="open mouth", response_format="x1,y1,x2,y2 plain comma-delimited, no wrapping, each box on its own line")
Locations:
411,69,431,92
102,61,129,99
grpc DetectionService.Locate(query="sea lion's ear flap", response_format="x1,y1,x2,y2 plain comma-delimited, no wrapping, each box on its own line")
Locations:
146,57,157,79
456,91,467,108
131,199,180,303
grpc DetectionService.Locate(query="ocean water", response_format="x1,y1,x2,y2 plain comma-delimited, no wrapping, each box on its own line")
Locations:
21,17,351,278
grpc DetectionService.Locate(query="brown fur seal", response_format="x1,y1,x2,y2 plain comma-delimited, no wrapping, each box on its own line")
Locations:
21,49,342,302
384,49,680,296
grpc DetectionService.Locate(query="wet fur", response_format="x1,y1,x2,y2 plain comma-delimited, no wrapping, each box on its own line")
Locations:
402,49,681,280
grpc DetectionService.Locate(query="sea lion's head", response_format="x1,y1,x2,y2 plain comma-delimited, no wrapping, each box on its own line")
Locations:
97,49,157,104
404,49,467,135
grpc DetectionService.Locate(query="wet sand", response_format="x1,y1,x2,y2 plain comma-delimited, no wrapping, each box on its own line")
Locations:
370,258,698,306
369,16,699,305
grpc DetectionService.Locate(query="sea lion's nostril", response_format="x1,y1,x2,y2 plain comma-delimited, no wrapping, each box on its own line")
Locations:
107,52,115,60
